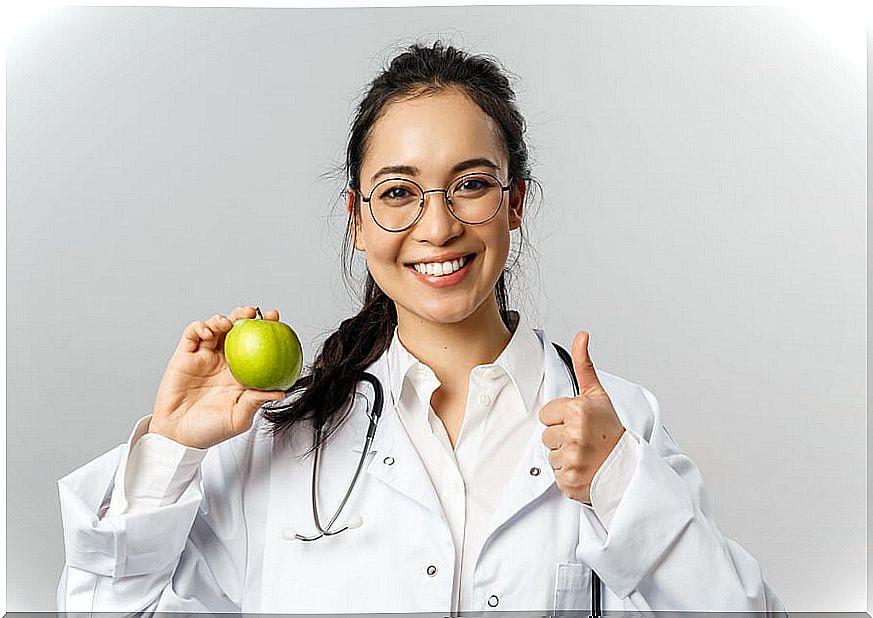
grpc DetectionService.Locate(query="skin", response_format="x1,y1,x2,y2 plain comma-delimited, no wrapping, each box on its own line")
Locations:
348,88,524,397
145,87,625,505
149,305,288,449
539,331,626,504
348,87,626,502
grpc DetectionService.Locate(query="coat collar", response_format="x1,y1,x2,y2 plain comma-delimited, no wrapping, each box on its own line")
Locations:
346,324,636,463
384,310,545,419
340,322,576,518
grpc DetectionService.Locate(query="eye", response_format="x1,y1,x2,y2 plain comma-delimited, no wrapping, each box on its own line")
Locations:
378,184,416,201
459,179,486,190
454,175,496,194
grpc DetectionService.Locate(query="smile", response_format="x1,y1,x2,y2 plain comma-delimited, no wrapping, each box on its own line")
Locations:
410,254,474,276
405,253,476,288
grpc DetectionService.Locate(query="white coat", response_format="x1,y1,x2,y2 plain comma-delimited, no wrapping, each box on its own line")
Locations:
56,327,785,614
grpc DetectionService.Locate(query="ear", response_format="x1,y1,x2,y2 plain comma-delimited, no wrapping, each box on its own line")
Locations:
507,178,526,231
347,189,366,252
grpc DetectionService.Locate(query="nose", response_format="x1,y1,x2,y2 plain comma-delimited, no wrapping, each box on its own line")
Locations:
412,189,463,243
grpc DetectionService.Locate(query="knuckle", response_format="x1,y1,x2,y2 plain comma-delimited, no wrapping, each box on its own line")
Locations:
563,441,582,457
563,469,582,485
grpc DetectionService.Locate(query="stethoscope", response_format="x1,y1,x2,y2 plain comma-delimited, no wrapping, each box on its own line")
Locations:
292,342,603,616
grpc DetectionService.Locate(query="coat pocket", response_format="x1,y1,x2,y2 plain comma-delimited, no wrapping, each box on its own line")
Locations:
553,562,592,611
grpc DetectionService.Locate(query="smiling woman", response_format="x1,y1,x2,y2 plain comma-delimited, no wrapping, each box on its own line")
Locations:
56,40,786,614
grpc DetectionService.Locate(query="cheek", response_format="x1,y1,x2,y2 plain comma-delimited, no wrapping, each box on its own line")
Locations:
360,230,404,272
485,229,512,261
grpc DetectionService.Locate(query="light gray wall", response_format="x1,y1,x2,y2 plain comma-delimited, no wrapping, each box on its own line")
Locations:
867,23,871,618
6,5,865,612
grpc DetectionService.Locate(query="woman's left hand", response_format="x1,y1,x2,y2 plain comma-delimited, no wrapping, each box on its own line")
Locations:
538,331,626,504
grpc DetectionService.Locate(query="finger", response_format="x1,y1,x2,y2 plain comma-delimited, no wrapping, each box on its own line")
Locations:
199,314,229,351
538,398,573,427
179,320,212,354
547,449,564,471
572,331,605,397
240,389,289,413
541,425,564,450
228,305,258,323
232,389,288,432
262,308,280,321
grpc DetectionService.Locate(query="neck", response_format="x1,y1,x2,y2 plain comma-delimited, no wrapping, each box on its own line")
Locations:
395,297,515,389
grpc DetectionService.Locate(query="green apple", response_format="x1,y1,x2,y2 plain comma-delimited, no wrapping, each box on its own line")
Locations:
224,308,303,391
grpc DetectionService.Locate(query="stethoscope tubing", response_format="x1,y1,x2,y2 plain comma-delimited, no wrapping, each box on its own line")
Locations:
296,343,602,615
294,372,382,541
551,342,603,617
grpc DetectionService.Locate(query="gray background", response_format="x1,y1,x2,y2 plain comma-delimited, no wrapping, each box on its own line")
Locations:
6,5,866,612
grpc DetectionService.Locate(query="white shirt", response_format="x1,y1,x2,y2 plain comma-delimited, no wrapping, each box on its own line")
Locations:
106,310,640,613
58,314,786,613
386,310,638,611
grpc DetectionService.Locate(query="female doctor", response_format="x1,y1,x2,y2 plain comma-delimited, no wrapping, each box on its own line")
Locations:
56,41,785,614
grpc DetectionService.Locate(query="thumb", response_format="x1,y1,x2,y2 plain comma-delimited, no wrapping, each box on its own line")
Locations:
241,389,287,413
571,331,604,397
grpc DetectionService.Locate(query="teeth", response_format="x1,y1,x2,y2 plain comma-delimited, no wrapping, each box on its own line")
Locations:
414,255,470,276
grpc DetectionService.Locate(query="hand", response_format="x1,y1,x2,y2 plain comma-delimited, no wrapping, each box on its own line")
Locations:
538,331,626,504
149,305,288,449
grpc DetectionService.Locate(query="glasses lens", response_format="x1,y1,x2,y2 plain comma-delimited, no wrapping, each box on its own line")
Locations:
449,173,504,224
370,178,423,231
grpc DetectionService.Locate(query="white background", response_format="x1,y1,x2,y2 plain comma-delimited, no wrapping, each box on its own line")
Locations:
4,3,867,612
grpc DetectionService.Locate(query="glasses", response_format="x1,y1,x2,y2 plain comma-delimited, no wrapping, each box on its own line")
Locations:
360,172,513,233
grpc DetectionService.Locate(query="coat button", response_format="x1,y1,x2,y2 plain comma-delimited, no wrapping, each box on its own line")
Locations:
487,594,499,607
529,466,540,476
383,456,395,465
426,565,437,576
478,393,492,406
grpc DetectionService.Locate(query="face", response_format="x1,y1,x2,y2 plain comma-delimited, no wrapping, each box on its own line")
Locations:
348,88,526,328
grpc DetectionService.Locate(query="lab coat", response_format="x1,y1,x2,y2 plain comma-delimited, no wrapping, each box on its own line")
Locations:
56,328,785,613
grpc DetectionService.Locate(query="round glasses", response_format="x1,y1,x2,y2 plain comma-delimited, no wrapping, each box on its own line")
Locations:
361,172,513,233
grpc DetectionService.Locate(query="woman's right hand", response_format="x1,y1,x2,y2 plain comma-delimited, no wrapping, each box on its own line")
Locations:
148,305,289,449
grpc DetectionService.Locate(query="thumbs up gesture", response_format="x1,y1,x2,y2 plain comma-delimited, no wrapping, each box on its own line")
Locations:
538,331,626,504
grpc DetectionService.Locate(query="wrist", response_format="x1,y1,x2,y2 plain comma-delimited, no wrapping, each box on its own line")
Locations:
146,416,182,444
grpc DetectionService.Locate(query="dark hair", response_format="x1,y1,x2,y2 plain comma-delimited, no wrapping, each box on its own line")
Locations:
261,40,541,452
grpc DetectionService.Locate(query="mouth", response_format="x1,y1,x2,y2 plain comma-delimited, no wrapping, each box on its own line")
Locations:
405,253,477,277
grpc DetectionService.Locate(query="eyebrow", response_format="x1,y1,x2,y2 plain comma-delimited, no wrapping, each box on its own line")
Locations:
370,158,501,184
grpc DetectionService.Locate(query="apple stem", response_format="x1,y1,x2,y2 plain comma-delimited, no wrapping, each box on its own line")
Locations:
255,306,263,320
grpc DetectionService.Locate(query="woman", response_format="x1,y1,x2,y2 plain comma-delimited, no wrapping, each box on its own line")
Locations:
57,41,784,614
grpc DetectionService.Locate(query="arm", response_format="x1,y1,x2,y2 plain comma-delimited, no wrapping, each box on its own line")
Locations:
574,386,786,612
56,414,248,612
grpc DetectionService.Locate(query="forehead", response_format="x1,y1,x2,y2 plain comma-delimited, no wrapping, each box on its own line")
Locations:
362,89,506,178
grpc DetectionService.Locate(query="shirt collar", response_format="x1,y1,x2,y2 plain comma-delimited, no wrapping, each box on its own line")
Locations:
385,310,545,415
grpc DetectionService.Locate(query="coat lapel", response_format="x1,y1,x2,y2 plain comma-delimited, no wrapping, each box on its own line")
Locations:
342,330,584,533
486,330,575,535
346,353,446,517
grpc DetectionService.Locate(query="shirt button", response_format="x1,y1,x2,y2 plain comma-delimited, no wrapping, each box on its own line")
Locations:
478,393,492,406
487,594,499,607
529,466,540,476
426,565,437,576
383,456,395,466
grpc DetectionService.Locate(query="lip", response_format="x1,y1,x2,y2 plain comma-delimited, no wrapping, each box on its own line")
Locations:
406,253,476,288
404,252,475,267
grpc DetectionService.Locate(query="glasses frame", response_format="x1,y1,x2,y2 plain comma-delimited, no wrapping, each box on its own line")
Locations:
360,171,514,233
